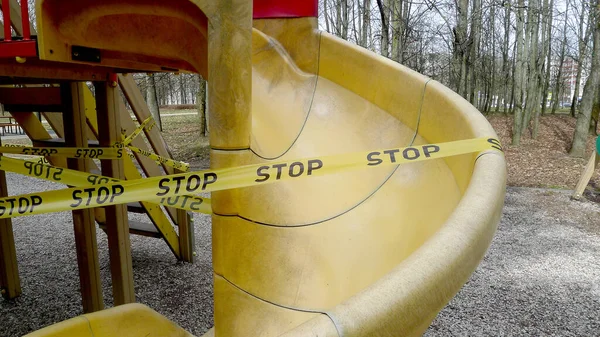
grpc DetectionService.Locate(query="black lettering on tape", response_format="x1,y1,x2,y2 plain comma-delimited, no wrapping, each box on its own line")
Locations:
289,162,304,177
31,196,42,212
423,145,440,157
403,148,420,160
53,168,63,181
255,166,270,182
487,138,503,151
273,163,287,180
71,190,83,207
110,185,124,202
157,178,169,196
83,188,95,206
186,175,201,192
24,161,33,173
383,149,400,163
18,197,29,214
367,152,383,166
164,197,178,206
189,197,203,211
179,195,191,208
172,176,185,194
307,160,323,175
97,187,109,204
0,196,44,216
202,173,217,190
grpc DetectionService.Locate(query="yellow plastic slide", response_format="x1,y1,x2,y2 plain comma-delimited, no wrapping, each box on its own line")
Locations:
27,2,506,336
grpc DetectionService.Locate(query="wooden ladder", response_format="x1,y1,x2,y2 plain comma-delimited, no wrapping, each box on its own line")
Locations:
0,82,194,262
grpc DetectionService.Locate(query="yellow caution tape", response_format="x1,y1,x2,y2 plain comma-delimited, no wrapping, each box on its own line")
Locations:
127,145,190,171
0,137,502,218
0,144,124,159
0,156,211,214
121,117,155,146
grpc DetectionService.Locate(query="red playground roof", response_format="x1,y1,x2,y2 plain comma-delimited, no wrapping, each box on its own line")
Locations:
253,0,318,18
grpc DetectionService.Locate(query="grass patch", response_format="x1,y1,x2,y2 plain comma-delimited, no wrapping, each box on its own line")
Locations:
159,113,209,169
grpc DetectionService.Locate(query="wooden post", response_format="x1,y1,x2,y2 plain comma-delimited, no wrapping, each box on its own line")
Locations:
572,150,600,200
61,82,104,312
0,138,21,300
94,81,135,305
177,206,194,263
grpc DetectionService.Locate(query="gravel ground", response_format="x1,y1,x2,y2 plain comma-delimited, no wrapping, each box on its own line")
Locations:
2,176,600,336
426,187,600,336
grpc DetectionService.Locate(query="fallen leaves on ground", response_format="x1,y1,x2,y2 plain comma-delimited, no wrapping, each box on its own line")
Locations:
488,114,599,189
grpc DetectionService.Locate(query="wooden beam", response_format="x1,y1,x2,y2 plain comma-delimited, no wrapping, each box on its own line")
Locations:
4,104,63,112
61,82,104,313
0,59,116,83
119,74,175,175
0,87,61,106
572,151,600,200
0,138,21,300
178,209,194,263
94,81,135,305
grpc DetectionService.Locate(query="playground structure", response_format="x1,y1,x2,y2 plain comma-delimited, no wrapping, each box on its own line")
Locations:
0,0,195,313
0,0,507,336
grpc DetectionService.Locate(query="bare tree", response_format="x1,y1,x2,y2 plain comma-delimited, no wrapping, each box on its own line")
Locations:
512,0,526,145
197,76,208,137
146,74,162,131
570,0,600,157
570,0,593,117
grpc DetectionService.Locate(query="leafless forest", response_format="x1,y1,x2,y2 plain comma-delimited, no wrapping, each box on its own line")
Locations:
88,0,599,158
317,0,600,157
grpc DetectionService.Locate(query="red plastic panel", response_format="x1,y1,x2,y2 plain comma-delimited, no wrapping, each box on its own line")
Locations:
253,0,318,18
0,41,37,58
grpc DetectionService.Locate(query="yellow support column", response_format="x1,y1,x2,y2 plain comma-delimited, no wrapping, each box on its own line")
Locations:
208,1,253,336
95,81,135,305
0,138,21,300
61,82,104,313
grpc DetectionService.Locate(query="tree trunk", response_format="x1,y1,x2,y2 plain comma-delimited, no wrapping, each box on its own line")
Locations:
197,76,207,137
146,74,162,131
467,0,481,104
452,0,469,96
391,0,404,62
532,0,551,138
360,0,371,48
490,3,497,113
570,3,600,157
512,0,526,145
540,0,553,116
376,0,390,57
521,0,540,137
571,5,594,117
590,85,600,135
500,0,511,113
341,0,349,40
550,4,569,115
179,75,186,105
